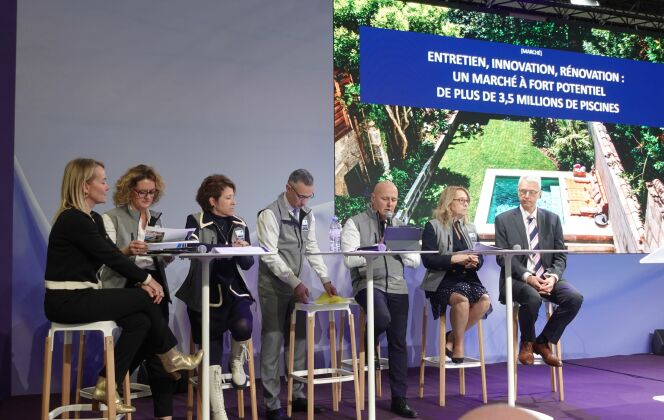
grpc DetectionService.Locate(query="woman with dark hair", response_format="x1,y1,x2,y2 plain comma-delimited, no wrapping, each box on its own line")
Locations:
420,186,491,363
44,158,202,414
100,164,176,420
176,174,254,420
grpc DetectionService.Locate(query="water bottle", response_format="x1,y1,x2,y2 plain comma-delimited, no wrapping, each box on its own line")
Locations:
329,216,342,252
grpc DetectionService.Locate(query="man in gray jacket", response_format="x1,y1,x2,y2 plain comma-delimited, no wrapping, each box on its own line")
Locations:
256,169,337,420
341,181,420,418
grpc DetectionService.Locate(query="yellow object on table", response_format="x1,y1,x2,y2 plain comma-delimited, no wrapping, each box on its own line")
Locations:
314,294,351,305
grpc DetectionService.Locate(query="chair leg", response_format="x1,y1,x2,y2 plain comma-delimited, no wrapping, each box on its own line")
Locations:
61,332,72,420
329,311,339,412
375,345,382,398
41,335,53,420
124,373,132,420
556,339,565,401
439,314,446,407
74,331,85,420
238,387,245,418
196,363,202,420
286,312,296,418
247,340,258,420
337,310,346,402
546,303,557,393
359,309,366,411
306,313,315,420
348,311,361,420
104,335,117,420
418,304,428,399
478,319,487,404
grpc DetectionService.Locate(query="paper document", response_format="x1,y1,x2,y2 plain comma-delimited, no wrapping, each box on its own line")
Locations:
472,242,501,252
145,227,195,243
314,294,351,305
147,240,198,251
211,246,269,255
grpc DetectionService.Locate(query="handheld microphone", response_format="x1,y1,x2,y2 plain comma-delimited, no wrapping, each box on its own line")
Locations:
385,211,394,227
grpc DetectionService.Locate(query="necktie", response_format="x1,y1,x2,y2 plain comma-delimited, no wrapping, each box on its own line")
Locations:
293,208,300,223
527,216,544,277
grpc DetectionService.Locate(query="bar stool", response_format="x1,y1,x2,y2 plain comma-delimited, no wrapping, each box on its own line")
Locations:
512,301,564,401
286,302,361,420
186,335,258,420
418,302,488,406
41,321,130,420
336,300,387,410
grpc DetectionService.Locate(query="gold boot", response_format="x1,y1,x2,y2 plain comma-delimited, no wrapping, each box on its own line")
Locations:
157,347,204,373
91,376,136,414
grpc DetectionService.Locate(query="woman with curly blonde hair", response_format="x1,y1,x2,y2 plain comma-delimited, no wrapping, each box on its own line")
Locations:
100,164,177,420
420,186,490,363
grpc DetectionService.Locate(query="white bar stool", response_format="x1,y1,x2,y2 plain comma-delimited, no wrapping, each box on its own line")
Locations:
512,301,564,401
286,302,361,420
41,321,130,420
418,302,488,406
336,300,387,410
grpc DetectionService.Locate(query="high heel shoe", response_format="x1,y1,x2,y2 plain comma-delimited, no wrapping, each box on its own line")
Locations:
157,347,204,374
445,331,464,364
444,331,454,359
91,376,136,414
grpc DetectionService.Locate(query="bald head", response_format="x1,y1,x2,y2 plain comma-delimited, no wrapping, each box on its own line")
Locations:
371,181,398,220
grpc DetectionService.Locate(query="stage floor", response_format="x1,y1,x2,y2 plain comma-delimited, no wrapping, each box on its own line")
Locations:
4,354,664,419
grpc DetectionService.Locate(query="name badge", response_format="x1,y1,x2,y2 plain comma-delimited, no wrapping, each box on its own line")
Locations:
301,219,310,232
469,232,477,241
234,228,245,241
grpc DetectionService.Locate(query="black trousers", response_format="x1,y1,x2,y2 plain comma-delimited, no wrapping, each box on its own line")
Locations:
44,288,178,388
128,290,176,418
355,288,409,398
511,279,583,344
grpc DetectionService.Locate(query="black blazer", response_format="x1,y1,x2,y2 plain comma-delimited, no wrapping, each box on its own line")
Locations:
494,207,566,302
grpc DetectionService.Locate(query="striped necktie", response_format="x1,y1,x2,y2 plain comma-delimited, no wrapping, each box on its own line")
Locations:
527,216,544,277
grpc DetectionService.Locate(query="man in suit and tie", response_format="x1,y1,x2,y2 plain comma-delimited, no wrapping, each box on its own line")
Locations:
494,175,583,367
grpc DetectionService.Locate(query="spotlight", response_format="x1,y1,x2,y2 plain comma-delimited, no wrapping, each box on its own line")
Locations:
570,0,600,6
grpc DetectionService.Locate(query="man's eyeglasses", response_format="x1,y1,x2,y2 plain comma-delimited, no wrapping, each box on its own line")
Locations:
288,183,315,200
518,189,540,197
452,198,470,204
134,189,158,198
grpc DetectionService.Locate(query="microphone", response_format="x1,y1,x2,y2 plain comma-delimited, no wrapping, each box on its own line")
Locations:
385,211,394,227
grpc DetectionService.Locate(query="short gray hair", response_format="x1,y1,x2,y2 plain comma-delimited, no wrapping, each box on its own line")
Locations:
518,175,541,190
288,169,314,186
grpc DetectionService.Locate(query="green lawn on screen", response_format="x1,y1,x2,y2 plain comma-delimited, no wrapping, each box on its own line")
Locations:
439,119,557,219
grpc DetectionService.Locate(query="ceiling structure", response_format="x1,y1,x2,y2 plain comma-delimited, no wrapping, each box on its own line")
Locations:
421,0,664,37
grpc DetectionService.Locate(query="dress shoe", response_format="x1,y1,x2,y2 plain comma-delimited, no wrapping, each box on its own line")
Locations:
91,376,136,414
291,397,324,413
533,342,563,367
518,341,535,365
266,408,291,420
157,347,203,375
391,396,418,418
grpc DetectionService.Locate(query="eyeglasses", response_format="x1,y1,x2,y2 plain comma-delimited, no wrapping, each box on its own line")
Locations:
518,189,540,197
134,189,158,198
452,198,470,204
288,183,315,200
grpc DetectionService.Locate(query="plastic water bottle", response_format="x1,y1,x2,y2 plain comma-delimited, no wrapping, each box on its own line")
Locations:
329,216,342,252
